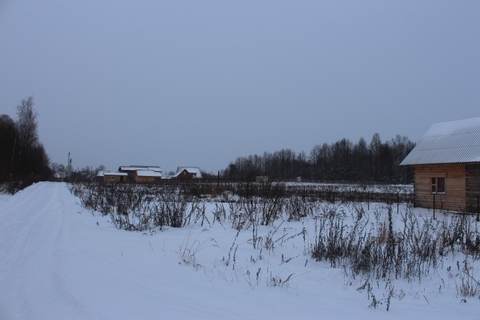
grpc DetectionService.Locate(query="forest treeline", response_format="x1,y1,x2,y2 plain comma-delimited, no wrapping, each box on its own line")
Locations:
0,97,51,192
222,133,415,184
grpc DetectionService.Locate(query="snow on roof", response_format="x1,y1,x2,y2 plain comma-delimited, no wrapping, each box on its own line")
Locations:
96,171,109,177
400,117,480,165
103,172,128,176
119,165,162,172
136,170,162,177
174,166,203,178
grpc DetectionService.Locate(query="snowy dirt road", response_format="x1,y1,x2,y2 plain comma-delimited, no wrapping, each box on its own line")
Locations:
0,183,98,319
1,182,479,320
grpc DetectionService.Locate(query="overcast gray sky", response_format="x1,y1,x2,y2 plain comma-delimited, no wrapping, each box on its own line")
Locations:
1,1,479,173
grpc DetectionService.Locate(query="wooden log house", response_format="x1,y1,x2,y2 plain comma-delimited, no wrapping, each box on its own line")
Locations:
400,117,480,213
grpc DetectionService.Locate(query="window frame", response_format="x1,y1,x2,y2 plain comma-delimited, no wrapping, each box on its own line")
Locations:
431,177,446,194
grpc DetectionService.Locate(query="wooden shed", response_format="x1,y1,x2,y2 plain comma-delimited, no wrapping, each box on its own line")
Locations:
172,167,203,180
173,169,194,180
103,172,128,183
400,117,480,212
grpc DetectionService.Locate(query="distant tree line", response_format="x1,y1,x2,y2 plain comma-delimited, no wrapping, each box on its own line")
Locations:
50,163,107,182
0,97,51,192
222,133,415,184
72,165,107,181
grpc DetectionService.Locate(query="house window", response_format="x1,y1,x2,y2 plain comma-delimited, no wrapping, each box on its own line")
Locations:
431,177,445,194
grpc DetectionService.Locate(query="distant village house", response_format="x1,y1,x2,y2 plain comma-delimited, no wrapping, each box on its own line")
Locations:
118,165,163,183
171,167,203,180
97,165,163,183
96,165,204,183
100,171,128,183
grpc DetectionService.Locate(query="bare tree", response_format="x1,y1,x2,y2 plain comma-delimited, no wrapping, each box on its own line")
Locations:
16,97,39,150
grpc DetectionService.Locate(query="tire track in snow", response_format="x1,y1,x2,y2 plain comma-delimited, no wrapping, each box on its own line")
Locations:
0,182,50,289
0,183,95,319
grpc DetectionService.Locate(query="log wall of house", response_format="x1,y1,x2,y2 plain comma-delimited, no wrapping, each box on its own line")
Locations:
134,176,161,183
135,176,154,183
176,170,193,180
414,164,466,211
103,175,126,183
466,163,480,213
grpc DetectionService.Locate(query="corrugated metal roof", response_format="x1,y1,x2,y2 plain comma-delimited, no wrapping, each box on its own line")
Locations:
104,172,128,176
119,165,162,172
400,117,480,165
136,170,162,177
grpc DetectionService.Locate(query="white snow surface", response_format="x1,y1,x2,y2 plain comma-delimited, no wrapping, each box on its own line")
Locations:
1,182,479,319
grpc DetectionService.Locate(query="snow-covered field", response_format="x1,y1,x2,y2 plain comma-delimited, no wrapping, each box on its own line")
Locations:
1,182,479,319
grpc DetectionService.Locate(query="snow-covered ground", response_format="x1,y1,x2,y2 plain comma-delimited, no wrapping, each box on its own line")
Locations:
0,182,478,319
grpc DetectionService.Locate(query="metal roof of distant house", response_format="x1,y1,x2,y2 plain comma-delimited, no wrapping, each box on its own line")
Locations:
96,170,109,177
400,117,480,165
136,170,162,177
119,165,162,172
104,172,128,176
